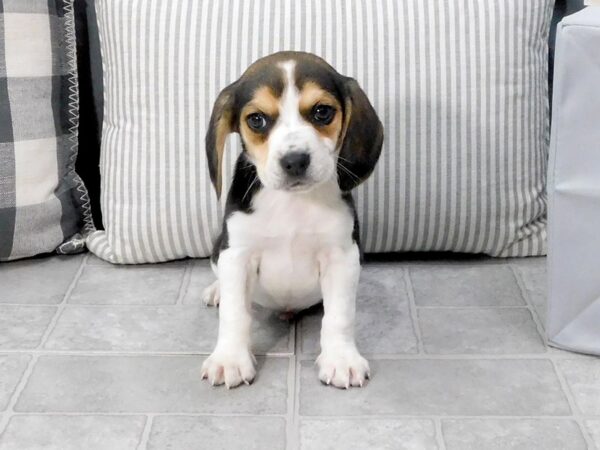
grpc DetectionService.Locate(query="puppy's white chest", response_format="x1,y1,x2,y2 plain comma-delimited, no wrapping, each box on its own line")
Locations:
226,186,353,310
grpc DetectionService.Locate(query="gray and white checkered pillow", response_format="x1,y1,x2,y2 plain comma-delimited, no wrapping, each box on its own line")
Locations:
0,0,93,261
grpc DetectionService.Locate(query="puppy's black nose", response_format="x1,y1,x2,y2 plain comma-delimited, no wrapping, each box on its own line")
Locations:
280,152,310,177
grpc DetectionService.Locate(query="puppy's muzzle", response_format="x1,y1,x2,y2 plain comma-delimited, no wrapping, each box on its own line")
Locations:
280,151,311,178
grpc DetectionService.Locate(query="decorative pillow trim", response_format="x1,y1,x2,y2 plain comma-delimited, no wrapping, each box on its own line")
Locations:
57,0,95,255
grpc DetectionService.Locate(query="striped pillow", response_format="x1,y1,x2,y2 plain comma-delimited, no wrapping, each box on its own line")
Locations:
0,0,93,261
89,0,552,263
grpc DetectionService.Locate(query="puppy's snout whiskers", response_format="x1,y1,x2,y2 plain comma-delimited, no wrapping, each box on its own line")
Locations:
336,160,361,184
242,175,259,203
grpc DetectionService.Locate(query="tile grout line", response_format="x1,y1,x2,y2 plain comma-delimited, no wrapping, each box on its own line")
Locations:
403,268,425,353
282,353,564,361
549,359,596,449
36,254,90,350
136,415,154,450
7,412,289,418
286,357,299,450
509,264,548,347
0,349,296,357
4,411,600,419
0,354,38,436
174,260,193,305
2,304,226,309
266,413,600,420
415,305,535,310
292,359,302,450
289,319,297,355
4,349,588,360
347,353,553,360
286,321,300,450
0,303,544,309
434,418,447,450
291,321,304,450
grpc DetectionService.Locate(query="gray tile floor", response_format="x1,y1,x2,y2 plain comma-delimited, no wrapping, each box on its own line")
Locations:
0,253,599,449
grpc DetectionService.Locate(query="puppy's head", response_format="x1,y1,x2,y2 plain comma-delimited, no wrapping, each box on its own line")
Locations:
206,51,383,197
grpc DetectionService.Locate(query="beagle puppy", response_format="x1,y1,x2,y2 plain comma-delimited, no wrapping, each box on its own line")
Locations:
201,51,383,389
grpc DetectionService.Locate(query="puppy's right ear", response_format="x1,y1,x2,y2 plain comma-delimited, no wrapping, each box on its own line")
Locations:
206,83,238,198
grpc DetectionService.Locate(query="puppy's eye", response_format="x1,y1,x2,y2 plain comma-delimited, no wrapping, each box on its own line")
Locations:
312,104,335,125
246,113,268,131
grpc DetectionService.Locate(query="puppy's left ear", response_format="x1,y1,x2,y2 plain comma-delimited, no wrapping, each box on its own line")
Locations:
337,78,384,192
206,83,238,198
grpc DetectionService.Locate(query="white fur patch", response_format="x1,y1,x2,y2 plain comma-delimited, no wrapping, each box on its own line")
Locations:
278,60,301,127
226,180,353,311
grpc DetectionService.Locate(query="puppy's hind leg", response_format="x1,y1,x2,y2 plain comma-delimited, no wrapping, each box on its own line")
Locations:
202,280,220,307
202,260,221,306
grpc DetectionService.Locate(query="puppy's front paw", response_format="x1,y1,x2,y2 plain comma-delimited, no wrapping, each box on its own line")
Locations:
316,347,370,389
201,347,256,388
202,281,220,307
